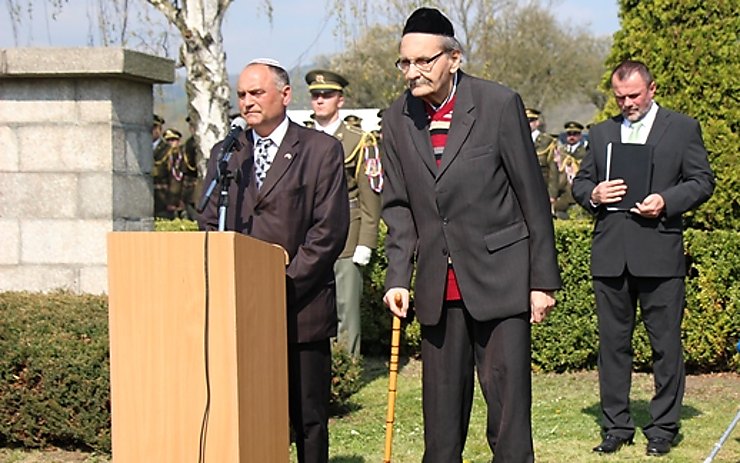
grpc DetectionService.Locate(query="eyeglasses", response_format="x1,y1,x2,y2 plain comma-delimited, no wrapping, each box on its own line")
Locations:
566,131,581,136
395,51,445,73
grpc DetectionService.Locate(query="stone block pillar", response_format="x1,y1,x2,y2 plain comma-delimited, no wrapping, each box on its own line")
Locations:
0,48,175,294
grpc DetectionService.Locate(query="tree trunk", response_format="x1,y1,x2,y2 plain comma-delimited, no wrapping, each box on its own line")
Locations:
149,0,232,171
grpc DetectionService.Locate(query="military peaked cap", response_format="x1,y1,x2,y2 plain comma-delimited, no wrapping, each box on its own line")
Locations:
564,121,584,133
163,128,182,140
344,114,362,128
305,69,349,93
525,108,541,120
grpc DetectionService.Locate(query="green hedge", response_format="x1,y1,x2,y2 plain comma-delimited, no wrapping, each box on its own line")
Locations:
1,221,738,451
0,292,110,451
360,221,740,373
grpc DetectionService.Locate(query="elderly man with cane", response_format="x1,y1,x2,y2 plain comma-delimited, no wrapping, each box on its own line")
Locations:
381,7,561,462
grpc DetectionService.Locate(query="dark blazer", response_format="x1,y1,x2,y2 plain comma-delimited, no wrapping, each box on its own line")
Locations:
198,121,350,343
571,107,714,277
381,72,562,325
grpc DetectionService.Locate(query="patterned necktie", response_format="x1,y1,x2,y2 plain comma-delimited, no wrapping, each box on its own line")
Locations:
254,138,273,190
628,121,643,143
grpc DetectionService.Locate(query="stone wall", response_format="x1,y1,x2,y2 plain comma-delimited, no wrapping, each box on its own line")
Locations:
0,48,174,294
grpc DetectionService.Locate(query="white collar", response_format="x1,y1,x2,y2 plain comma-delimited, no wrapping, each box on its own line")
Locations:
314,117,342,136
252,116,289,147
429,72,459,111
622,100,659,130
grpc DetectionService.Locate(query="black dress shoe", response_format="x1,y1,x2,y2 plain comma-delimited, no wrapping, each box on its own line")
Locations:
646,437,672,456
592,434,633,453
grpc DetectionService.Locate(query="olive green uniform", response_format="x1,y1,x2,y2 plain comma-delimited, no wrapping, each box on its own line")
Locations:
332,122,381,357
305,69,383,357
534,131,558,198
551,141,589,219
152,138,171,218
181,135,201,219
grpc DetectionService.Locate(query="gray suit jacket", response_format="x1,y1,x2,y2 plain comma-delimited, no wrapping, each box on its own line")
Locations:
381,72,562,325
198,121,349,342
571,107,714,277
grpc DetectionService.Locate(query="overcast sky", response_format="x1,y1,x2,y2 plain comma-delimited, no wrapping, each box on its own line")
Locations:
0,0,620,74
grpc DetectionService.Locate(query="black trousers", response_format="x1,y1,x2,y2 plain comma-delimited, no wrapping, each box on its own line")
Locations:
420,301,533,463
594,273,685,441
288,339,331,463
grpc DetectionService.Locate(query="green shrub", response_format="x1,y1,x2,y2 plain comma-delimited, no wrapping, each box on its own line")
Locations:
329,343,363,414
360,220,740,373
154,217,198,231
681,229,740,372
0,292,110,452
360,221,421,357
531,220,599,372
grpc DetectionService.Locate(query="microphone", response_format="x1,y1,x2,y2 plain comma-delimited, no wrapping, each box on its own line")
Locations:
196,117,248,214
219,117,248,159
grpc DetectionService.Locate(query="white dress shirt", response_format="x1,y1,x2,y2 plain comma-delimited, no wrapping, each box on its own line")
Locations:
252,116,290,166
621,101,659,145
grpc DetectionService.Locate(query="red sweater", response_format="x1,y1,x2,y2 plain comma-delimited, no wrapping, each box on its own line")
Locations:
426,95,461,301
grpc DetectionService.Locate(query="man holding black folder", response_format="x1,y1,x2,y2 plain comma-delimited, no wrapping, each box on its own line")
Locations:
572,59,714,457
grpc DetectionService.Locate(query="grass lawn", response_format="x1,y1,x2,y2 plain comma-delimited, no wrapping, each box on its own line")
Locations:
1,357,738,462
325,357,740,463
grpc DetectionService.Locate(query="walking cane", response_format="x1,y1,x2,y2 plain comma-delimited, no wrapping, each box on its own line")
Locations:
703,408,740,463
383,293,403,463
703,341,740,463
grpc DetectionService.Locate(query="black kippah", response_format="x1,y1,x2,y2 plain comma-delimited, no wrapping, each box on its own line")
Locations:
402,7,454,37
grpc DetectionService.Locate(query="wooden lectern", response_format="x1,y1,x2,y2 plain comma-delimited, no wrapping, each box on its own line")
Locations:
107,232,289,462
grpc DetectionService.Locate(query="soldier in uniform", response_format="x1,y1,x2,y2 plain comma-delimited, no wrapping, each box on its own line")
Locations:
343,114,363,129
526,107,558,204
152,115,171,218
551,121,589,219
162,128,185,218
152,114,165,149
181,117,201,220
305,69,383,358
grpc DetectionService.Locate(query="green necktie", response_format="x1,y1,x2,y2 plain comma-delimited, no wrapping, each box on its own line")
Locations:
628,121,643,143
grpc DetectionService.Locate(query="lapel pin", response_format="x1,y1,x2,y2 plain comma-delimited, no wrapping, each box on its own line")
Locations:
284,153,293,160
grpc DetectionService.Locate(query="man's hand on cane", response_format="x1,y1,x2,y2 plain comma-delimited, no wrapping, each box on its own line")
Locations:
384,288,409,318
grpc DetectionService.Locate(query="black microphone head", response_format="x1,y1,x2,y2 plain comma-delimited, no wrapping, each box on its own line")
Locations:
220,117,247,156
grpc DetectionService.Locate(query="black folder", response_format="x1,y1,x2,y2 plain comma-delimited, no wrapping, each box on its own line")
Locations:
605,142,654,211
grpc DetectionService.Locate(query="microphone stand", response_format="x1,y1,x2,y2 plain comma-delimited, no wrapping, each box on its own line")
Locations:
195,117,247,226
216,150,236,232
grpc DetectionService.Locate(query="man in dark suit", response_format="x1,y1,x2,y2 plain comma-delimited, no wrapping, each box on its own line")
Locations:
197,58,349,463
382,8,561,462
572,59,714,457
